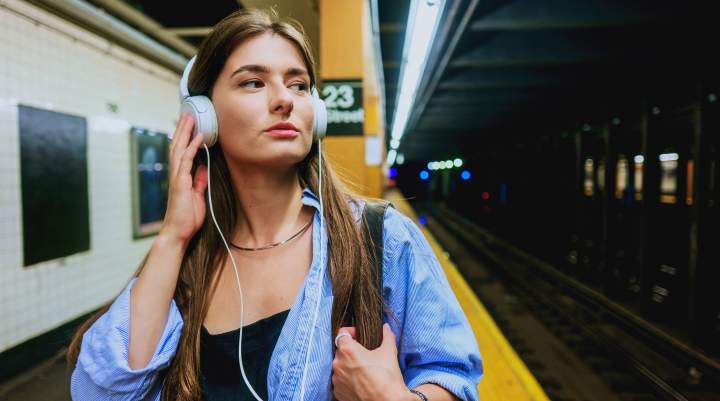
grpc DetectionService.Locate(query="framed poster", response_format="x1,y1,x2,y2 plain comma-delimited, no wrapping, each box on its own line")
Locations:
130,127,170,238
19,105,89,266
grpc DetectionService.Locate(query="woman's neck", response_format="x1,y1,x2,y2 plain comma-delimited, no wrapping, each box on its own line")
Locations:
227,162,308,248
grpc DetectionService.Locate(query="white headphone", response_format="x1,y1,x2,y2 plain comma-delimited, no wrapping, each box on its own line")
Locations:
179,55,327,401
179,55,327,146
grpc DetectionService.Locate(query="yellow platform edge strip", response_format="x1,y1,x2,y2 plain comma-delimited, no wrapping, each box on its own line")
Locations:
385,190,551,401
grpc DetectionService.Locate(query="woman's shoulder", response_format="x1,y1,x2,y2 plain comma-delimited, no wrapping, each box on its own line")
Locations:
381,205,431,255
347,196,423,247
375,203,448,289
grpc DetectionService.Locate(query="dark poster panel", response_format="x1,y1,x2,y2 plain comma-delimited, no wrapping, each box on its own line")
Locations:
321,80,364,135
131,127,169,238
19,105,89,267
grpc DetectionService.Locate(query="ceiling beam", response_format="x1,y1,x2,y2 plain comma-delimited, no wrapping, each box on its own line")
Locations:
470,0,670,32
27,0,188,72
450,30,616,69
423,104,559,114
429,89,569,103
88,0,197,56
449,56,609,68
162,27,213,36
438,66,603,89
437,80,566,90
471,18,655,31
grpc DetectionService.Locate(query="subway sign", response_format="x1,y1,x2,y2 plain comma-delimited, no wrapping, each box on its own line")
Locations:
321,80,363,135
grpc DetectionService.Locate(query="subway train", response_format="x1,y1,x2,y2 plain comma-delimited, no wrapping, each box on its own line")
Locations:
391,0,718,363
396,86,720,359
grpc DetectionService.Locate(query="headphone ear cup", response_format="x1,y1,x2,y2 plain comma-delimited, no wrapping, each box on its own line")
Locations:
180,95,218,147
311,88,327,139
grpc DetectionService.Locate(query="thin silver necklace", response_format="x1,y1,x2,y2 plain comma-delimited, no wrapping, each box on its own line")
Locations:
230,219,312,251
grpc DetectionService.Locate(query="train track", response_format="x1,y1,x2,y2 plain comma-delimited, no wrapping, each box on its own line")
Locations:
418,202,720,401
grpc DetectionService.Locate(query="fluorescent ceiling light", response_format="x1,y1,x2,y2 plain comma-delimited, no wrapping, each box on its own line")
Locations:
387,0,446,166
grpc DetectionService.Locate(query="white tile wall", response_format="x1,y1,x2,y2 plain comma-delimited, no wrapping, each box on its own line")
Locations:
0,0,183,352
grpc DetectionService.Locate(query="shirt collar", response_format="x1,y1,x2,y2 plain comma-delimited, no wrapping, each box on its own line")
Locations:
301,187,321,211
301,187,363,222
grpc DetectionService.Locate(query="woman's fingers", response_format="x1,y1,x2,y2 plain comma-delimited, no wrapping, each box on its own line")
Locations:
335,327,356,348
337,327,357,339
169,114,188,153
175,113,194,151
378,324,398,355
169,114,184,176
335,327,361,353
159,113,207,244
171,114,194,177
177,132,204,180
193,163,209,194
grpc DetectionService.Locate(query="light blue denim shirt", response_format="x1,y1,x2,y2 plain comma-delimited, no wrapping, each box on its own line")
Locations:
71,189,483,400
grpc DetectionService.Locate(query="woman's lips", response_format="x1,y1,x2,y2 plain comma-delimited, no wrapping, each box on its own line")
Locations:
265,129,299,138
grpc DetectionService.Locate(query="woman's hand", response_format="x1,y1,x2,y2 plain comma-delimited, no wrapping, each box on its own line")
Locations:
332,324,415,401
159,112,209,247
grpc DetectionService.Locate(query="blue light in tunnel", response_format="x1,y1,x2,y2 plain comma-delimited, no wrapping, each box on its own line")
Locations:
389,167,398,178
460,170,471,180
419,170,430,180
418,215,427,225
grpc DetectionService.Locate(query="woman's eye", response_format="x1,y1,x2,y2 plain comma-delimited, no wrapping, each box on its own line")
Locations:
290,82,309,92
240,80,263,89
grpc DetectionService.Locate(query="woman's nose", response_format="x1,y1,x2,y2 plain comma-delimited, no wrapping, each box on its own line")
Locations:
269,85,294,115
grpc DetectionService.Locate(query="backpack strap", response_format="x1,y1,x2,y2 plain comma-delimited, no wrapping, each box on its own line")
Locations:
362,201,392,319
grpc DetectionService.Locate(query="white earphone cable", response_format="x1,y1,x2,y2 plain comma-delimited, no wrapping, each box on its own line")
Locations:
298,139,324,401
204,138,324,401
203,144,264,401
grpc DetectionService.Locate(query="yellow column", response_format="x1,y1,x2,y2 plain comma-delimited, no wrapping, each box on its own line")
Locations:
320,0,385,198
362,0,385,199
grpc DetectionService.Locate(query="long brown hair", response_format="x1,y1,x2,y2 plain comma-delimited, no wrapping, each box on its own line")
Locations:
67,8,385,401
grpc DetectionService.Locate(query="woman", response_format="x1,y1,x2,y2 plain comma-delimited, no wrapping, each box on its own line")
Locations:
67,8,482,401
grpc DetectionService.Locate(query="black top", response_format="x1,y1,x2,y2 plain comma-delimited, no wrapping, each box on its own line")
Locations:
200,309,290,401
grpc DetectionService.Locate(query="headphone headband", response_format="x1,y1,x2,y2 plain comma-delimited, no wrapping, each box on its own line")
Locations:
179,56,195,101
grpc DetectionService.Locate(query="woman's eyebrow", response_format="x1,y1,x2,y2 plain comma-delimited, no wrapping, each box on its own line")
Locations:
230,64,308,79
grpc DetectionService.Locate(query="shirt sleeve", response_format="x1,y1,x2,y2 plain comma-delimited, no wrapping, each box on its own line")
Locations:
382,207,483,401
70,277,184,400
